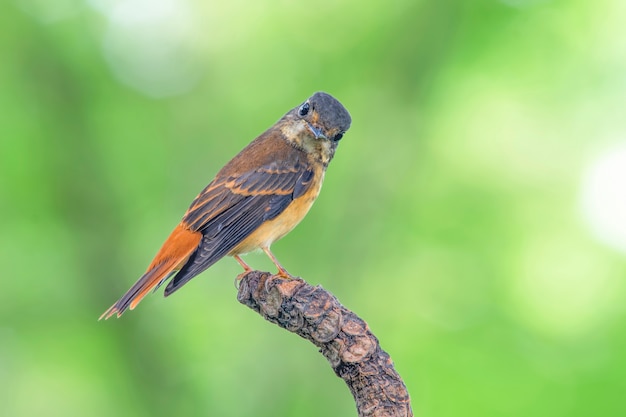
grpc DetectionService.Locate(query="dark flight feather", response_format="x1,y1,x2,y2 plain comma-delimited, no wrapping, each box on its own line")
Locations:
164,160,314,295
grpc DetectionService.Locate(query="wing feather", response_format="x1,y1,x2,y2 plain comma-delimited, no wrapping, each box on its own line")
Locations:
165,159,314,295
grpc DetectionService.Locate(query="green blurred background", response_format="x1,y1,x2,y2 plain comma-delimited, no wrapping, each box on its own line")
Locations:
2,0,626,416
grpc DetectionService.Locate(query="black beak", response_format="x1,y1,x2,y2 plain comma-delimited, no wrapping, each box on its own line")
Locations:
306,122,327,140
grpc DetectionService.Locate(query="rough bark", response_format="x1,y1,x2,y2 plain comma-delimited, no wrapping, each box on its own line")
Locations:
237,271,413,417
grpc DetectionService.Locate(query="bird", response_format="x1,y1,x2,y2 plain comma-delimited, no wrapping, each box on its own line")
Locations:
100,92,351,319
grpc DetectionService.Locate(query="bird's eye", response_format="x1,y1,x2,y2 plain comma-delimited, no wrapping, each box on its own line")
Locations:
333,132,344,142
298,102,310,117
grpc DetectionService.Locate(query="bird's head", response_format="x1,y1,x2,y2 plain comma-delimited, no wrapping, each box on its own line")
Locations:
281,92,352,166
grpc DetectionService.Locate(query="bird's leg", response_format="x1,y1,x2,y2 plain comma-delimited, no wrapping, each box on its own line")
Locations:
234,254,253,272
233,255,254,288
263,247,294,279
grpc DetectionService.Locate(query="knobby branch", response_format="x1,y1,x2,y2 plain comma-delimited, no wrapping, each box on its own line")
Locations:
237,271,413,417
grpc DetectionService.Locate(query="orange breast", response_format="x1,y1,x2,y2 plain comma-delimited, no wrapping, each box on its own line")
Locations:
228,170,324,255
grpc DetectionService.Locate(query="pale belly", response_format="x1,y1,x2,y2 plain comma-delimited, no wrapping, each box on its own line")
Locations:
228,173,323,255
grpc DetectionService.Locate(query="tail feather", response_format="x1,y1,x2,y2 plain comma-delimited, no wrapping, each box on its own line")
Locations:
99,223,202,320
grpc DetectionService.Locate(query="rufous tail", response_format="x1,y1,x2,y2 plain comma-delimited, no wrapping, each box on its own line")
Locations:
99,223,201,320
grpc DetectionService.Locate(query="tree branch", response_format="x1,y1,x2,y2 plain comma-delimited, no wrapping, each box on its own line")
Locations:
237,271,413,417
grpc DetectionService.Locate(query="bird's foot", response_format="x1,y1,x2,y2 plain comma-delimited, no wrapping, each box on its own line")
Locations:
275,266,296,280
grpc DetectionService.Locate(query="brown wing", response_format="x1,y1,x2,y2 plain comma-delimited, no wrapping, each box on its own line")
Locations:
163,159,315,295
